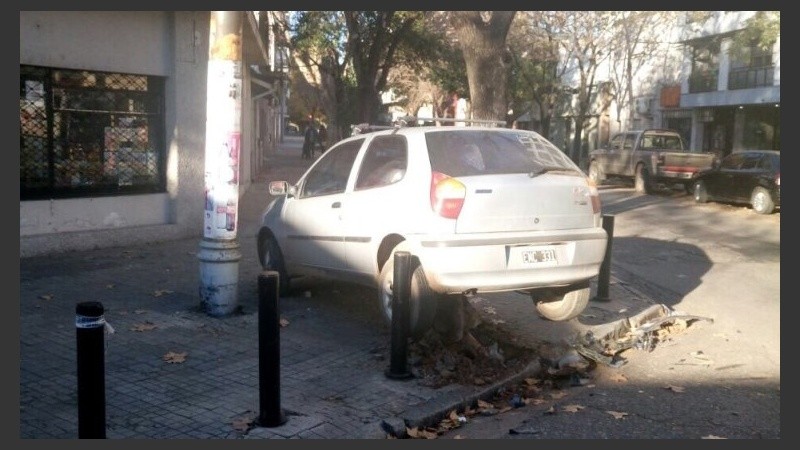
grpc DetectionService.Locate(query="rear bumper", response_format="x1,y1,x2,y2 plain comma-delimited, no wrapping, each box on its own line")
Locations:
408,228,608,294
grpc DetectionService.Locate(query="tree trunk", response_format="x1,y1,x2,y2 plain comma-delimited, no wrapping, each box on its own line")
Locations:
450,12,516,122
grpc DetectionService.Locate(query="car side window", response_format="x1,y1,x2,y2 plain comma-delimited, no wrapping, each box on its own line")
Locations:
609,134,623,150
623,134,635,150
355,136,408,190
720,153,744,170
740,154,761,170
300,139,362,198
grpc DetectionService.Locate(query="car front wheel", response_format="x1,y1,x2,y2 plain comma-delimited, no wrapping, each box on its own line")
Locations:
751,187,775,215
532,283,590,321
377,245,438,339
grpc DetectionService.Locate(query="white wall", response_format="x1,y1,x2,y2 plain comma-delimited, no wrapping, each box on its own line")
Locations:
19,11,209,256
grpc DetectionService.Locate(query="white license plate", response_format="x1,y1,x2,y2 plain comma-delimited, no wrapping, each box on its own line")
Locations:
522,248,557,264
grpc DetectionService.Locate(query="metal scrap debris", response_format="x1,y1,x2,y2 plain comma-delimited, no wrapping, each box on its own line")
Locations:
572,304,713,367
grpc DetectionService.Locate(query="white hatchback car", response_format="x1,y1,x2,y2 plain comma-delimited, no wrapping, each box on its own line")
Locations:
258,124,608,337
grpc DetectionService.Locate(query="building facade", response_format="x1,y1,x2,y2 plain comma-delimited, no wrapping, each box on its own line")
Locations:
673,11,780,156
20,11,288,257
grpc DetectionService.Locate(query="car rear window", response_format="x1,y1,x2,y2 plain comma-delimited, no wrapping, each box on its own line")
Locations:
425,129,578,177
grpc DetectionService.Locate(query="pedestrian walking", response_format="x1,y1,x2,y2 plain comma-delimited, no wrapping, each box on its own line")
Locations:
302,119,317,160
315,124,328,157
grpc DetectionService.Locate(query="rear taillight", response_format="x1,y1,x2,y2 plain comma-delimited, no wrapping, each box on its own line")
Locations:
430,172,466,219
587,178,602,214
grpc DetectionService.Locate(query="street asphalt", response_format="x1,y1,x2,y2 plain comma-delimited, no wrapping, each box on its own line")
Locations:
19,134,655,439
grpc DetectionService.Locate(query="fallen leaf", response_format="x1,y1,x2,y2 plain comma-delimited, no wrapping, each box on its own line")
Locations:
231,416,253,432
482,306,497,315
490,318,506,325
549,391,568,400
702,435,727,439
117,310,129,316
448,410,459,422
606,410,628,419
665,385,685,393
162,351,187,363
279,318,290,327
106,284,115,289
544,406,556,415
134,309,148,314
524,398,545,406
152,289,174,297
524,377,540,386
477,399,494,409
609,373,628,383
407,427,420,438
130,322,157,332
562,404,585,413
38,294,54,301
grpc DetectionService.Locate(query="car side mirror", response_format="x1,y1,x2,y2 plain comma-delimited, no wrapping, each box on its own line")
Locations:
269,181,289,196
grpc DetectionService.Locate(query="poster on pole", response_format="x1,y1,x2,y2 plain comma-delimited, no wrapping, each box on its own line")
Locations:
203,59,242,240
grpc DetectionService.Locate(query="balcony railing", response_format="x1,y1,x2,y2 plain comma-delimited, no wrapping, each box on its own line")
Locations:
728,66,775,90
688,69,718,93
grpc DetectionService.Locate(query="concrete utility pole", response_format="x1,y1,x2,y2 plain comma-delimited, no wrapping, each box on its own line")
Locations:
198,11,244,316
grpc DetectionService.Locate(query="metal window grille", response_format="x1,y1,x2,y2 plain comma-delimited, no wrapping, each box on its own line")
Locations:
20,65,166,200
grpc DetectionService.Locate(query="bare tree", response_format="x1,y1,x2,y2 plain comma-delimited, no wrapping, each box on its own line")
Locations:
607,11,682,132
557,11,613,165
506,11,570,138
448,11,516,121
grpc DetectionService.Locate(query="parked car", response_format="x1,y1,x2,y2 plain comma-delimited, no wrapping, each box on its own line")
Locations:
588,129,717,194
692,150,780,214
258,124,608,337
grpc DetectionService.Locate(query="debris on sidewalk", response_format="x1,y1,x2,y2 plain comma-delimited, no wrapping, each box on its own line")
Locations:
572,304,714,367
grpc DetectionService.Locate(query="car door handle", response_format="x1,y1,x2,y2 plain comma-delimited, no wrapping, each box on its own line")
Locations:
331,202,341,208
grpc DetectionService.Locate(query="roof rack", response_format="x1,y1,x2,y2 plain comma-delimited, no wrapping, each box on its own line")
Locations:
396,116,507,127
351,116,507,135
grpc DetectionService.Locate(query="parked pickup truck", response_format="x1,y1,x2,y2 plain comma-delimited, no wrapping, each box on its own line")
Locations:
588,129,717,194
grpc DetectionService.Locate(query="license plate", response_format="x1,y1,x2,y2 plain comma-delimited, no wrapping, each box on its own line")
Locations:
521,247,558,265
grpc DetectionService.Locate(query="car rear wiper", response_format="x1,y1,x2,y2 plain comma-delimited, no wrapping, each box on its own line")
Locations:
528,166,579,177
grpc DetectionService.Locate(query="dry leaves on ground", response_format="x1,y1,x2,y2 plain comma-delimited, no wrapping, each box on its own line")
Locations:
665,385,686,393
562,404,585,413
152,289,174,297
130,322,157,332
162,351,187,363
406,427,438,439
38,294,54,301
606,410,628,419
231,414,255,432
279,318,290,327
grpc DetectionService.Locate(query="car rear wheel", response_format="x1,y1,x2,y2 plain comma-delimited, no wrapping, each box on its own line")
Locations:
634,164,652,194
693,180,708,203
751,187,775,215
377,245,438,339
258,230,290,296
532,283,590,322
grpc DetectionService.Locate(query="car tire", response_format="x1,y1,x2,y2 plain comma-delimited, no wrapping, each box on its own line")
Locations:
258,230,290,297
634,164,652,194
588,161,604,184
693,180,708,203
751,187,775,215
377,246,438,339
533,283,590,322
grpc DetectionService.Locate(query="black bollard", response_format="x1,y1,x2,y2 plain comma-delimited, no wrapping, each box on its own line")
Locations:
76,301,106,439
256,271,287,427
385,251,413,380
593,214,615,302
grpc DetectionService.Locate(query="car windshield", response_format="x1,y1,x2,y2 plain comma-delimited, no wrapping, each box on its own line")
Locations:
425,129,579,178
